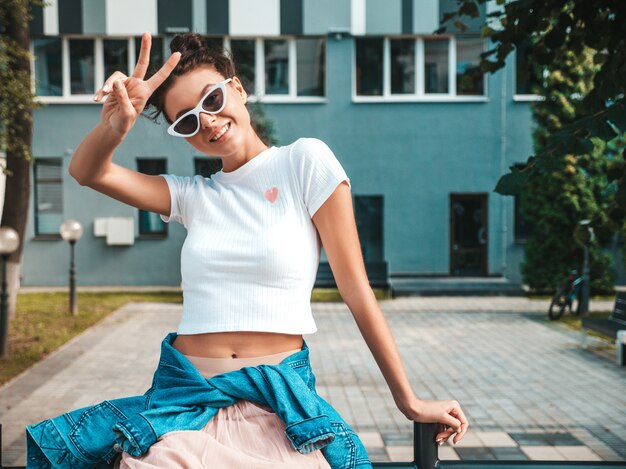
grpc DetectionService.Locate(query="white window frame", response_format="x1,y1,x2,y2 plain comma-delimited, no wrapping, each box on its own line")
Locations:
353,35,490,103
224,36,327,104
32,36,167,104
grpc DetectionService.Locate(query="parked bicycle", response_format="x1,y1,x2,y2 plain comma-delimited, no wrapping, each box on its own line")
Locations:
548,269,584,320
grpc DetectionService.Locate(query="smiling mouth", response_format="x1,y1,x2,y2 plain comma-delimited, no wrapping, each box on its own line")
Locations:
210,123,230,142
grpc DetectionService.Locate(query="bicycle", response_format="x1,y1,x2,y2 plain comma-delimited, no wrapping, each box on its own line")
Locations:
548,269,584,320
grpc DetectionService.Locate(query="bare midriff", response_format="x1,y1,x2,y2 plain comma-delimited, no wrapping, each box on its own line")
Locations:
172,331,304,358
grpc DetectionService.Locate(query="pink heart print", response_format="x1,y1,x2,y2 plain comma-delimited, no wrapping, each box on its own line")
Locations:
264,187,279,203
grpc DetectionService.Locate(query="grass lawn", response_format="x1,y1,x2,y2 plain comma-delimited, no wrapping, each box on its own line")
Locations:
1,288,391,387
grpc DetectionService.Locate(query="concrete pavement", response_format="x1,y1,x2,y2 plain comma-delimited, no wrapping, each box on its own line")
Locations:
1,296,624,465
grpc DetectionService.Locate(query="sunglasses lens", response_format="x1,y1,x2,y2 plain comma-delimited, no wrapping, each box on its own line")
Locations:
173,114,198,136
202,87,225,113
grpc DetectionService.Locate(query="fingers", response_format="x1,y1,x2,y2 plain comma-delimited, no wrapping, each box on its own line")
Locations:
111,79,135,116
132,32,151,79
93,71,128,102
435,401,469,446
145,51,181,92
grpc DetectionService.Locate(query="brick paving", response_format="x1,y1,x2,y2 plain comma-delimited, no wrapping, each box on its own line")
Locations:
1,297,624,466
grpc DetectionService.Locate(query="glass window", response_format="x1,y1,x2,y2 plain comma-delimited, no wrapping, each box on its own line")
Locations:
230,39,256,94
69,38,95,94
33,37,63,96
104,39,129,79
456,37,484,95
194,157,222,178
424,38,448,94
137,159,167,236
356,38,383,96
390,39,415,94
264,39,289,95
33,158,63,236
296,38,325,97
134,36,164,73
515,40,541,95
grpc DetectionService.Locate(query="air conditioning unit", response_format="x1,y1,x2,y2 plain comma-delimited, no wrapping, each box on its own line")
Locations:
93,217,134,245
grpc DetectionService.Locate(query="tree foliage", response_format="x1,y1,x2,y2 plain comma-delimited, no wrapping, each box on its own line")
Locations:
439,0,626,227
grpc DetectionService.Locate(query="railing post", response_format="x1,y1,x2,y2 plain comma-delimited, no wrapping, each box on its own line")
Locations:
414,422,439,469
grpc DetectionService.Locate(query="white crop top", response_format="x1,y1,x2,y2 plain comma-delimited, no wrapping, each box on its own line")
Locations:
159,137,351,335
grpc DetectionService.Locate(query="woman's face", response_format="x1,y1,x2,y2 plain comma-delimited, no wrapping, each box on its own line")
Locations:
163,66,250,156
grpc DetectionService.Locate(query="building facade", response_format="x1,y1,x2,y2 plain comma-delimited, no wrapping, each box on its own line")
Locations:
14,0,548,287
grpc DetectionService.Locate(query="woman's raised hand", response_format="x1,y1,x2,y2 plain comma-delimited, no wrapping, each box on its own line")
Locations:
93,32,181,136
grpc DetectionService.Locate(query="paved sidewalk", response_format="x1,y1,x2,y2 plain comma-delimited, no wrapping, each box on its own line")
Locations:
1,297,624,465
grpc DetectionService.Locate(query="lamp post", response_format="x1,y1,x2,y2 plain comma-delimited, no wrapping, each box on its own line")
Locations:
60,220,84,316
0,227,20,358
577,219,595,316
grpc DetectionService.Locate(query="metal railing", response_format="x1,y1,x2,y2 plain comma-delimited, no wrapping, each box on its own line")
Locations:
2,422,625,469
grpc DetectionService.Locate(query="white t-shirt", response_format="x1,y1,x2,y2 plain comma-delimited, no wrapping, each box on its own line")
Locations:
159,137,351,335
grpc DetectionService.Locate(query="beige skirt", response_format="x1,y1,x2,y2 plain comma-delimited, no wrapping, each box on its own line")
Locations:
117,349,331,469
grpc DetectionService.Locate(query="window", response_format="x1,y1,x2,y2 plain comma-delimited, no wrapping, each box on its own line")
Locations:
355,36,486,99
33,37,62,96
134,36,164,72
515,40,541,96
136,159,167,236
104,39,129,78
69,38,95,94
355,37,383,96
33,158,63,236
226,37,326,99
424,38,449,94
32,36,165,99
296,38,325,96
456,37,484,95
230,39,256,94
354,196,384,262
390,39,415,94
264,39,289,95
194,157,222,178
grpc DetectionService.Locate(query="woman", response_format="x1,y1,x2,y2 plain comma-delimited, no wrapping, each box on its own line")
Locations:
67,32,468,467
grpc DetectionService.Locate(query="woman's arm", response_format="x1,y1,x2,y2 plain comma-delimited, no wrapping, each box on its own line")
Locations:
312,181,469,445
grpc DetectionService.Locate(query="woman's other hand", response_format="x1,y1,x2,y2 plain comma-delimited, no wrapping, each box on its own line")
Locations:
93,32,181,136
397,396,469,445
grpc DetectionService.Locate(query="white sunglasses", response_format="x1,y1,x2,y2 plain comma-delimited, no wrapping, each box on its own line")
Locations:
167,78,232,137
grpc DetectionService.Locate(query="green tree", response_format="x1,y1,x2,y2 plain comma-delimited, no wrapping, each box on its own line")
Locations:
0,0,36,324
440,0,626,224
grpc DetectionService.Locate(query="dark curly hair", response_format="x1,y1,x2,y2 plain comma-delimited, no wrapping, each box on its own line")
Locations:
143,33,237,125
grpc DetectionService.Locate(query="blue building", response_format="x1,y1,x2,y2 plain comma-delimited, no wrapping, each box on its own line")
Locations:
15,0,552,288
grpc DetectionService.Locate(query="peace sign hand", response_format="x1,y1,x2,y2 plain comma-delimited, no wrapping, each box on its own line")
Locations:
93,32,181,137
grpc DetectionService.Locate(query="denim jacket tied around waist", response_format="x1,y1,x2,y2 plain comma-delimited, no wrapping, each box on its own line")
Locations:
25,332,372,469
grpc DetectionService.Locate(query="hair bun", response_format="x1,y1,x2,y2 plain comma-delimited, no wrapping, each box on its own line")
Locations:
169,33,206,55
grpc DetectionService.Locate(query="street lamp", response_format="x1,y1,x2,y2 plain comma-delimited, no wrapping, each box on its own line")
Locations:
577,219,595,316
0,227,20,358
60,219,84,316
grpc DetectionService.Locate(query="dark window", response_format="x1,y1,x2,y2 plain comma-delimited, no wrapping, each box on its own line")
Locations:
355,37,383,96
194,157,222,177
137,159,167,236
354,195,384,262
390,38,415,94
264,39,289,95
424,38,449,94
69,38,95,94
104,39,129,78
33,37,63,96
456,36,484,95
134,36,164,71
230,39,256,94
515,40,541,95
33,158,63,236
296,38,325,96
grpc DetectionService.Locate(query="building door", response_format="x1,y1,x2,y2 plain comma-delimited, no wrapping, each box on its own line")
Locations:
449,194,488,276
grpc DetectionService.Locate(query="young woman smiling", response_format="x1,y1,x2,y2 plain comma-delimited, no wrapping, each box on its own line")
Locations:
63,32,469,468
